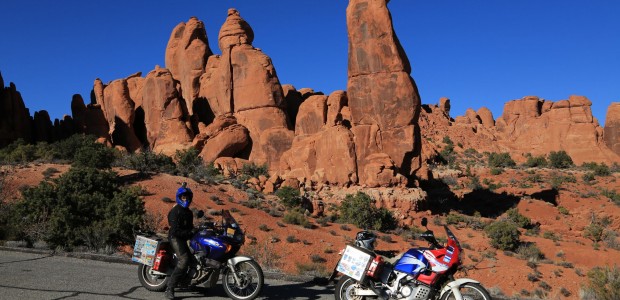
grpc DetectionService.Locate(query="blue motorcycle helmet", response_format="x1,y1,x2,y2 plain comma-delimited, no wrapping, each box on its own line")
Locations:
176,183,193,208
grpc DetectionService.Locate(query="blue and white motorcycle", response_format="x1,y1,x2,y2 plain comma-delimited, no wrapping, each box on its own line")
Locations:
135,210,263,300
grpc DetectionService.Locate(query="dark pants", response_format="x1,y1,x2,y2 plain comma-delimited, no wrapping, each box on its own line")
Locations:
167,237,193,290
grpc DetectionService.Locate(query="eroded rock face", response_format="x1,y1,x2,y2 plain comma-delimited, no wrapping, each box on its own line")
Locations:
280,125,357,185
346,0,422,184
496,95,618,164
0,74,33,146
165,17,212,116
142,66,194,156
199,9,293,168
71,94,110,141
199,124,249,163
94,77,142,152
477,107,495,128
604,102,620,156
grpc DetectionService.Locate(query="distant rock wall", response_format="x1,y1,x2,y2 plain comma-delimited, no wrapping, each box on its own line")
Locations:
604,102,620,156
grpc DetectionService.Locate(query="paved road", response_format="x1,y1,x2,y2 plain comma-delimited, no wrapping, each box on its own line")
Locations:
0,250,335,300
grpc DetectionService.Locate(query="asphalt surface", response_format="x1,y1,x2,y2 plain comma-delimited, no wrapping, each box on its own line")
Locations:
0,249,335,300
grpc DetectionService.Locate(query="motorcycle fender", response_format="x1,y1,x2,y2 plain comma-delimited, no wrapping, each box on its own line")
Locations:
439,278,481,300
227,256,254,267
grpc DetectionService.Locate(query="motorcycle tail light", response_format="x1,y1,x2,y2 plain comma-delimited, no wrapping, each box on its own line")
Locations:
366,256,383,278
153,249,167,272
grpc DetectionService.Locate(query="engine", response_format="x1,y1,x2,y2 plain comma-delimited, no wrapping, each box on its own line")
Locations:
399,283,431,300
382,270,432,300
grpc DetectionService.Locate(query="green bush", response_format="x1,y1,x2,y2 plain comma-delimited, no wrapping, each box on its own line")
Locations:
485,219,521,251
487,152,516,168
582,162,611,176
337,192,397,232
174,147,221,182
117,150,175,175
13,167,145,249
548,151,574,169
72,142,117,169
524,155,548,168
240,162,269,178
490,168,504,175
584,215,612,243
507,208,532,229
516,243,545,261
283,209,312,228
581,265,620,300
275,186,301,209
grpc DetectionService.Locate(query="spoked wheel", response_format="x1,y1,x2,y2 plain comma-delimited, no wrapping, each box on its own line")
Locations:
222,260,264,300
441,283,492,300
137,264,169,292
335,276,367,300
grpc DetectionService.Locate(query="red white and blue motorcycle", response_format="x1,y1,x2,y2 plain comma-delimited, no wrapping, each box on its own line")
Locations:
134,210,263,300
330,218,491,300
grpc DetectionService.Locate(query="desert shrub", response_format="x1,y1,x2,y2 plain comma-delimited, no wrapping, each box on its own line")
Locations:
283,209,312,228
275,186,301,209
174,147,221,182
583,172,596,183
550,172,577,190
516,243,545,261
310,254,327,263
485,219,521,251
580,265,620,300
524,155,548,168
489,168,503,175
507,208,532,229
337,192,396,232
240,162,269,178
600,189,620,206
487,152,516,168
72,141,117,169
445,212,466,225
286,235,298,243
117,150,175,175
258,224,270,232
548,151,574,169
13,167,144,249
583,162,611,176
174,147,203,176
42,167,60,180
467,176,482,190
584,214,612,243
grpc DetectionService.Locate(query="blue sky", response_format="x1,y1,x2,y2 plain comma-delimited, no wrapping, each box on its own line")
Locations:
1,0,618,124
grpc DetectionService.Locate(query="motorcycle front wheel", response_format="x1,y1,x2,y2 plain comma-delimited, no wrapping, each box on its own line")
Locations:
440,282,492,300
137,264,169,292
335,276,368,300
222,260,264,300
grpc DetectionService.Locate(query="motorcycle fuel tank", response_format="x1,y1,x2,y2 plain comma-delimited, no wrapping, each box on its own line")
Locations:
393,249,430,276
190,233,229,260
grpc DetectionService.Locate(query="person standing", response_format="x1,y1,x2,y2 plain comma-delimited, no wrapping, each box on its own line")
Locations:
165,183,194,300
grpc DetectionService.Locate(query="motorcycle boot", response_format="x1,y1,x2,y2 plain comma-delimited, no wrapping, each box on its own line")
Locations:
164,287,175,299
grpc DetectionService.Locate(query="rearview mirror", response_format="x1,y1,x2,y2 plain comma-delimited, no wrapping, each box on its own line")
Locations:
421,217,428,228
196,210,205,218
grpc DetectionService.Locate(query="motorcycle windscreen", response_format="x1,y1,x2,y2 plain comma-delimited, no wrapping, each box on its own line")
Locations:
393,249,430,276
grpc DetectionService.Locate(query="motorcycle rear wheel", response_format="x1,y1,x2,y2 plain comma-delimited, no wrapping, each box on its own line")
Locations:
222,260,264,300
138,264,169,292
335,276,368,300
440,282,492,300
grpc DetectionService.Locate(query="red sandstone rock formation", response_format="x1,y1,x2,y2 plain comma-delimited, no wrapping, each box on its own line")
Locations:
346,0,422,185
0,73,33,146
94,77,142,152
71,94,110,141
496,95,618,164
142,67,194,156
604,102,620,156
199,9,293,168
165,17,212,117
